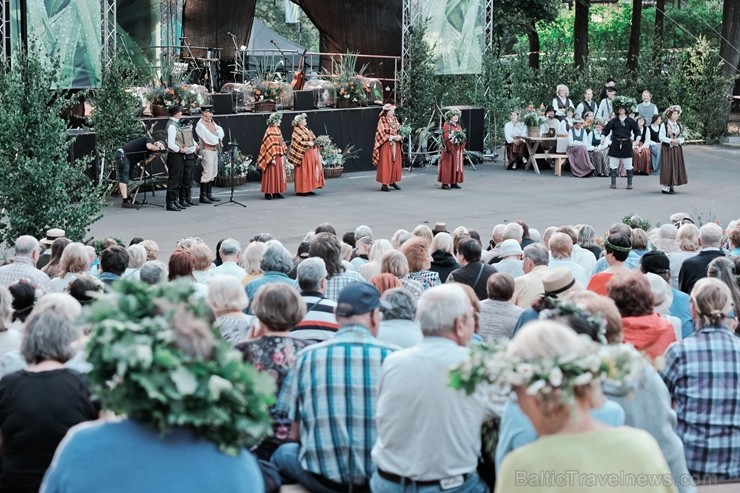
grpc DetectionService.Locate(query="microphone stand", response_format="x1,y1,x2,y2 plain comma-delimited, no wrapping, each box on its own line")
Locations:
214,129,247,208
270,40,290,76
228,32,246,83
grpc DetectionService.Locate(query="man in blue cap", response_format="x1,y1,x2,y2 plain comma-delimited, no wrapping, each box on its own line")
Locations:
272,282,397,493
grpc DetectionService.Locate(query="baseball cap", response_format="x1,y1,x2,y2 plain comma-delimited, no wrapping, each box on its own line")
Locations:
335,283,390,317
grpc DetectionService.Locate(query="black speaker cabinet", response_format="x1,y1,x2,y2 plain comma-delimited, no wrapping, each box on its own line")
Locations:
441,106,484,152
293,89,314,111
67,129,97,179
212,93,233,115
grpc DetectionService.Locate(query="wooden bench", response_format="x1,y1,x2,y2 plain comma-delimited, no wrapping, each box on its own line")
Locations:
531,153,568,176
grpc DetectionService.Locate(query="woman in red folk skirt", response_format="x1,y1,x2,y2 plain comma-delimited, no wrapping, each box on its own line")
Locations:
439,109,466,190
258,112,288,200
372,104,403,192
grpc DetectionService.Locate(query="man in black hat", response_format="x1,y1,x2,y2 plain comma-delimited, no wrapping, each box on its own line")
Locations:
165,105,198,211
640,250,694,338
115,134,166,208
195,105,224,204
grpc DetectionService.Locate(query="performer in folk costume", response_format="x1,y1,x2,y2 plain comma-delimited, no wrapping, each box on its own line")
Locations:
658,105,688,195
195,105,223,204
552,84,574,121
504,111,528,170
438,109,466,189
602,96,640,190
589,119,611,177
288,113,324,196
566,118,595,177
165,105,198,211
632,116,653,175
115,132,165,208
372,103,403,192
257,112,288,200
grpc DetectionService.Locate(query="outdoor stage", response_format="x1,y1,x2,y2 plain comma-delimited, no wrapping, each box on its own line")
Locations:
142,106,381,172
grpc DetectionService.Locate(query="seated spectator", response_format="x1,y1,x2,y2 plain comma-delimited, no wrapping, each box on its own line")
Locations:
207,275,255,344
577,224,602,260
292,257,339,343
237,283,309,461
729,224,740,256
369,273,402,295
187,242,214,284
512,267,585,334
631,228,650,257
400,237,441,290
548,232,589,285
592,222,641,274
138,239,159,261
557,226,596,275
122,244,147,281
50,242,90,293
650,223,679,255
495,321,678,493
607,272,676,360
513,243,550,309
40,237,71,279
661,278,740,479
587,232,632,296
493,239,524,278
0,311,98,492
640,251,694,339
246,244,295,302
447,238,498,300
0,236,52,294
350,236,372,271
707,256,740,331
210,238,246,279
240,240,267,286
98,246,129,287
0,286,21,360
429,232,460,283
359,239,393,281
309,232,365,301
669,223,700,289
381,250,424,300
371,284,492,492
168,250,207,298
376,288,422,348
139,260,167,285
411,224,433,243
479,273,524,340
67,274,104,306
9,282,36,328
504,111,528,170
678,222,724,294
645,272,682,340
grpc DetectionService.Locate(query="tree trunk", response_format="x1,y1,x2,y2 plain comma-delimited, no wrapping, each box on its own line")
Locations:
652,0,665,75
720,0,740,82
626,0,642,72
574,0,589,69
528,20,540,70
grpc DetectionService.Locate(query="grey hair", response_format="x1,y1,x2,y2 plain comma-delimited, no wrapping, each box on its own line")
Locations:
219,238,241,256
207,275,249,314
127,244,147,269
699,223,723,248
241,241,267,274
430,232,454,254
529,228,542,243
416,284,469,336
381,287,417,321
22,311,81,364
369,239,394,263
15,235,39,256
523,243,549,266
140,260,168,285
32,293,82,321
503,223,524,242
297,257,327,292
0,286,11,330
391,229,412,249
577,224,597,248
354,225,373,240
261,244,294,273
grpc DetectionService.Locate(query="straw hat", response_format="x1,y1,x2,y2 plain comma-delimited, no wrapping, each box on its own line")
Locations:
40,228,65,247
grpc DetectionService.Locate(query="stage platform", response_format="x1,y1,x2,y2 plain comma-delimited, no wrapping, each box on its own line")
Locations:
142,106,381,173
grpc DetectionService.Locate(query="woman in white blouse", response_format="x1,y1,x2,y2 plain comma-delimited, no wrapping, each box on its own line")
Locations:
658,105,687,194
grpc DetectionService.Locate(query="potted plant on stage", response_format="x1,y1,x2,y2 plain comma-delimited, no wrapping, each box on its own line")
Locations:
146,85,180,117
327,53,372,108
215,146,252,188
522,108,546,138
315,135,359,178
251,68,285,113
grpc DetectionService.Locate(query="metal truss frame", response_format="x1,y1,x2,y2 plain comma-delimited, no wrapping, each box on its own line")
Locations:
101,0,116,68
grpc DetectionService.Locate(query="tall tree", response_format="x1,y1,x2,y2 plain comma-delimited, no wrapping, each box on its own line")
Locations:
528,20,541,70
574,0,590,69
495,0,560,70
626,0,642,72
652,0,665,74
720,0,740,83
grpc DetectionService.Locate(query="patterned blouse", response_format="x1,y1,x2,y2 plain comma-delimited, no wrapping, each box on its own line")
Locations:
408,270,441,290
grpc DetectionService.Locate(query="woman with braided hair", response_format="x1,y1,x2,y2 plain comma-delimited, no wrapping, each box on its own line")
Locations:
258,112,288,200
287,113,324,196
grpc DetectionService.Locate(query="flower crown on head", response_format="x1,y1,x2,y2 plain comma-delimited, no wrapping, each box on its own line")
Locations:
266,112,283,126
663,105,682,117
445,109,462,120
540,299,608,345
449,335,644,404
292,113,307,126
612,95,637,112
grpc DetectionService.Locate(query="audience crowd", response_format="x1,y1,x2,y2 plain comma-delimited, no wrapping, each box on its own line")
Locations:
0,212,738,492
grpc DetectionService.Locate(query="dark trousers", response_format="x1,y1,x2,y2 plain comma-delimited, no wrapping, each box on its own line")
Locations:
166,153,184,203
181,154,197,199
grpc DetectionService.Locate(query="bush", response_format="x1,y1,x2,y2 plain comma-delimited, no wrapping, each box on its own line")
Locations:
0,49,109,246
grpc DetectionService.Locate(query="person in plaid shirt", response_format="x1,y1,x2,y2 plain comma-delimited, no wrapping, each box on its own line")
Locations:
271,282,396,492
661,277,740,479
308,233,365,302
0,236,52,295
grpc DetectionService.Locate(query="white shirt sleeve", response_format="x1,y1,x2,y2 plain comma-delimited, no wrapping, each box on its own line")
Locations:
196,121,221,146
575,103,584,119
167,123,180,153
504,122,514,144
659,124,671,144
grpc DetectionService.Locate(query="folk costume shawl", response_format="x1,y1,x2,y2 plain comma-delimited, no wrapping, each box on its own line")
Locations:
442,121,466,174
288,125,316,167
372,113,400,166
258,126,287,171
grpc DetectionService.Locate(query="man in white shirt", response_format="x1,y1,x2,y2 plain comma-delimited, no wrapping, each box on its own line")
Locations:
548,232,589,286
596,87,616,121
209,238,246,279
195,105,224,204
636,90,658,120
575,88,597,119
371,284,495,492
513,243,550,308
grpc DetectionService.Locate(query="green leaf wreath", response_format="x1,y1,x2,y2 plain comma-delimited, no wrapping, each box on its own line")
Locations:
85,279,276,455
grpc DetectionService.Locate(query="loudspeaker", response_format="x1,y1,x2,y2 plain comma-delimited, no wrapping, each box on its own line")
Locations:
442,106,484,152
212,93,233,115
67,129,98,179
293,90,314,111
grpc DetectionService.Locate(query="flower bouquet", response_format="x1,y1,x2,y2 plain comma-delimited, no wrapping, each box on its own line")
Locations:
316,134,360,177
522,111,546,128
398,123,412,139
450,129,466,145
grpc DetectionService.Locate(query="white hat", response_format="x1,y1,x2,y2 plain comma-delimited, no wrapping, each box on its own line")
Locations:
646,272,673,315
499,239,523,258
40,228,66,247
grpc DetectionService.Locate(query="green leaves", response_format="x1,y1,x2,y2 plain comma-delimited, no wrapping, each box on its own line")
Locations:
85,279,275,455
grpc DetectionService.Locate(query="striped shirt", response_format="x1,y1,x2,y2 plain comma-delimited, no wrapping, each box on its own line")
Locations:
0,256,52,294
276,324,397,485
290,291,339,343
661,325,740,478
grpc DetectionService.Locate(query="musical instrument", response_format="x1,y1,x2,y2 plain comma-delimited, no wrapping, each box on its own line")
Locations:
291,49,307,90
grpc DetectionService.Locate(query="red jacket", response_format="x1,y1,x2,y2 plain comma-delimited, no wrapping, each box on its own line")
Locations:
622,313,676,360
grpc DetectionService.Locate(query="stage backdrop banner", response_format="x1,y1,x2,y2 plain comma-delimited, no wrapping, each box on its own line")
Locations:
422,0,484,75
27,0,102,88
